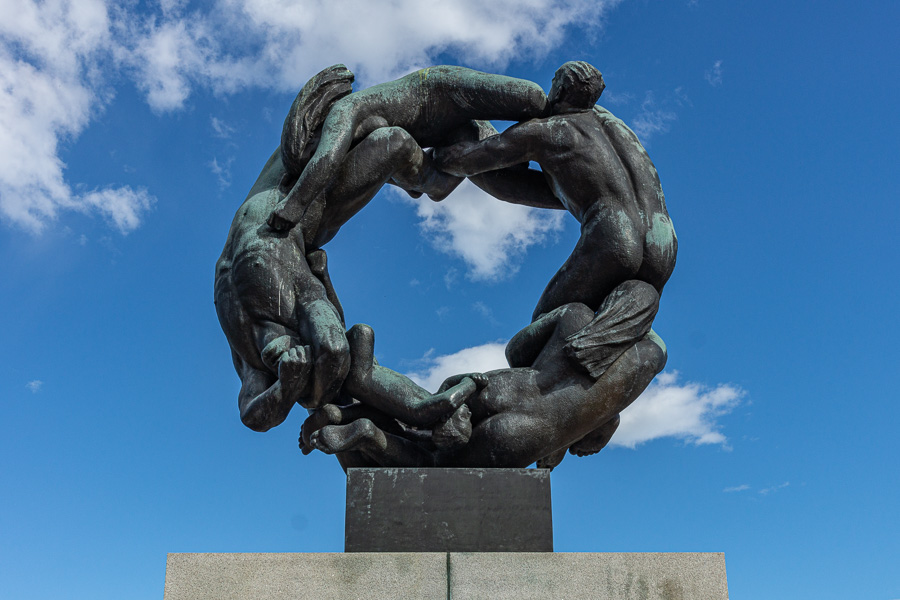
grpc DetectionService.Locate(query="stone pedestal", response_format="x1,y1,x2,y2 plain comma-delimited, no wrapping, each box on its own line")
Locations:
165,469,729,598
164,552,729,599
345,468,552,552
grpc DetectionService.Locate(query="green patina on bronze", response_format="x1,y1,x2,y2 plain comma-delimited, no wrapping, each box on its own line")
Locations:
215,61,677,472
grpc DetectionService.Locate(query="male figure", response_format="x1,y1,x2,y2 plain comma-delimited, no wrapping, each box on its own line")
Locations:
216,66,478,429
303,280,666,469
435,61,678,323
266,65,551,231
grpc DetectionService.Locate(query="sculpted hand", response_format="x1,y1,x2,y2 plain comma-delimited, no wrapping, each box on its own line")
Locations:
307,323,351,408
432,141,477,177
278,346,312,396
267,205,298,231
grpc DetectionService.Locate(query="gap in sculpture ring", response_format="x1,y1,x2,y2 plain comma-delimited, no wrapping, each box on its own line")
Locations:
214,62,678,471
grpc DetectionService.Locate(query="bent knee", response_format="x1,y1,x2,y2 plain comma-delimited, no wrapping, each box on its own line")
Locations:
369,126,417,160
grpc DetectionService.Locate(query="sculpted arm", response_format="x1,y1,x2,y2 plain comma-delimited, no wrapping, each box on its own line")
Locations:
434,120,548,177
469,166,563,210
435,120,563,210
234,341,310,432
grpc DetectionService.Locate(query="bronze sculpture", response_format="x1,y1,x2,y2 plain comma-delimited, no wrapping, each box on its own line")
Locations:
215,62,676,470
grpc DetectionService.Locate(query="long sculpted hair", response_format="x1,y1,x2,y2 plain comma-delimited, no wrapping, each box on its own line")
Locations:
280,64,355,180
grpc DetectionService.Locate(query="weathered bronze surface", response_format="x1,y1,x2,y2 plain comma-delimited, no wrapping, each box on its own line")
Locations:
215,62,676,470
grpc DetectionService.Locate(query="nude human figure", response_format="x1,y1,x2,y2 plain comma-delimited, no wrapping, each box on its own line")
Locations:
215,66,483,430
303,280,666,469
266,65,551,231
434,61,678,322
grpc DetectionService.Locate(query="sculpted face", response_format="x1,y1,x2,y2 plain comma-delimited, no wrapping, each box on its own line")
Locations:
547,68,569,110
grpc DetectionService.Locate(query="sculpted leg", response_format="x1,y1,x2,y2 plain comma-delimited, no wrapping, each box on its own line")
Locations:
383,130,463,201
574,331,668,437
311,419,435,467
344,323,478,427
532,209,643,320
569,414,620,457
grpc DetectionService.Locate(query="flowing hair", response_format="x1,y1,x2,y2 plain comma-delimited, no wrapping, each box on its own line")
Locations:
280,64,355,179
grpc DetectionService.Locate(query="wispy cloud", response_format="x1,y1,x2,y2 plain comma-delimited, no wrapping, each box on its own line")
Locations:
600,89,634,106
26,380,43,393
705,59,723,87
472,301,500,326
209,156,233,189
397,180,565,281
611,371,744,448
759,481,789,495
723,484,750,493
630,91,678,141
210,116,235,139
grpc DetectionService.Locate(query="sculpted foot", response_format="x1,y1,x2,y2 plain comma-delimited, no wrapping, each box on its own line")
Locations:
310,419,385,454
421,377,477,426
537,447,567,470
299,403,343,453
569,414,620,457
432,404,472,450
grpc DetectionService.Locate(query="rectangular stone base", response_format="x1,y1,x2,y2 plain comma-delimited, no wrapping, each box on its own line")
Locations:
345,468,552,552
164,552,729,599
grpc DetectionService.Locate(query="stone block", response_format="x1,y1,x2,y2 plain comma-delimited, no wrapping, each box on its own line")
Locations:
345,467,552,552
447,552,729,599
163,552,447,600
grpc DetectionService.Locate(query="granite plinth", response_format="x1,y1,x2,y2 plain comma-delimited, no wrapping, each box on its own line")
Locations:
345,467,552,552
164,552,729,599
163,553,446,600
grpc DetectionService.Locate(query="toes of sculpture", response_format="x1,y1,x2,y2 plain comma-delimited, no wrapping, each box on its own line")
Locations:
300,403,344,449
312,420,378,454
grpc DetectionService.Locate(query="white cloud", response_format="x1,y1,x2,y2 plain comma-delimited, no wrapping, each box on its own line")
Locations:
406,341,509,393
210,116,235,139
124,0,622,109
705,59,723,87
472,301,499,326
26,380,43,393
0,0,154,233
630,91,677,141
723,484,750,493
209,156,234,189
611,371,744,448
80,187,154,233
1,0,620,234
397,180,566,280
759,481,789,495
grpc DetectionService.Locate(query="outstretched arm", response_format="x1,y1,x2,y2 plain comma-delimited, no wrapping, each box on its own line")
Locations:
469,166,564,210
434,120,548,177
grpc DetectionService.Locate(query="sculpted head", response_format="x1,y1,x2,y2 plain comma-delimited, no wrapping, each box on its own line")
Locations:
548,61,605,112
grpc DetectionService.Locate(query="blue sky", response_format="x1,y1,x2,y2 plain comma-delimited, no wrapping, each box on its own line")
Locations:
1,0,898,598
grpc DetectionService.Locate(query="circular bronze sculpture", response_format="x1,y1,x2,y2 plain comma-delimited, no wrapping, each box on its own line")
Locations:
215,62,677,471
